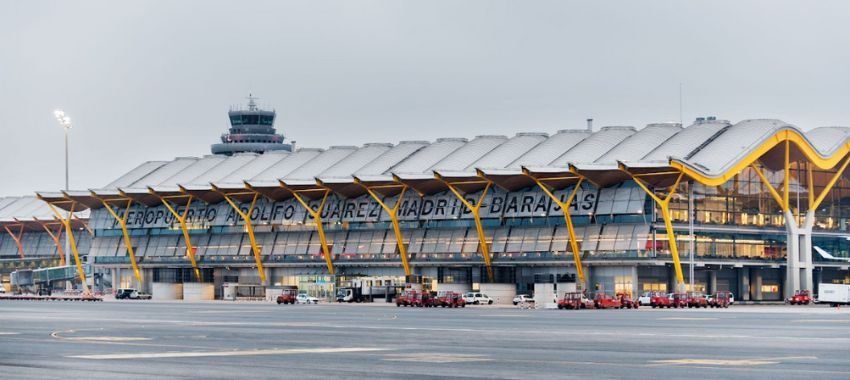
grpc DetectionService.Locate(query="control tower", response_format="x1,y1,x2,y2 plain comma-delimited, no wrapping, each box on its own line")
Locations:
211,95,293,155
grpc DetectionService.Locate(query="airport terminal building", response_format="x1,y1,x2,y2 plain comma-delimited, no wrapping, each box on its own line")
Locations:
3,102,850,301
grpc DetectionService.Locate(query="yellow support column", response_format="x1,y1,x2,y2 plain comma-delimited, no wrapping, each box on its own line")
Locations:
626,172,686,289
3,224,25,259
440,182,494,282
290,190,335,276
530,177,587,290
361,185,411,276
220,192,267,284
154,195,202,280
99,199,143,283
45,203,89,293
40,223,65,266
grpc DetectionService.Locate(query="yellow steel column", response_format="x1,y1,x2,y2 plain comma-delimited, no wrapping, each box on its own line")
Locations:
46,203,89,293
220,193,267,284
4,224,25,259
157,196,201,280
807,164,814,210
751,164,786,211
443,182,494,282
362,185,411,276
810,154,850,210
291,190,335,276
40,223,65,266
628,172,686,288
531,177,586,289
100,199,143,283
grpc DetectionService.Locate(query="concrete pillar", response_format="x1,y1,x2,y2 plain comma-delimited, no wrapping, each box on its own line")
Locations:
630,266,639,297
582,265,592,292
784,210,800,300
111,268,118,292
709,271,717,294
753,269,763,301
739,267,750,301
799,210,815,292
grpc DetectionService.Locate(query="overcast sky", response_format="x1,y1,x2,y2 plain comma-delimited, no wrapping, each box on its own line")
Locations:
2,0,849,197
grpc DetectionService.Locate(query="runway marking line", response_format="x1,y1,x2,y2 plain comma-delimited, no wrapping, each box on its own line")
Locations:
792,319,850,323
64,337,152,342
68,347,388,360
0,332,21,335
650,356,817,367
657,317,718,321
384,353,492,363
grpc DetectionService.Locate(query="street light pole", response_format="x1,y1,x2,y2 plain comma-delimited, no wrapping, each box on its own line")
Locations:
54,110,72,285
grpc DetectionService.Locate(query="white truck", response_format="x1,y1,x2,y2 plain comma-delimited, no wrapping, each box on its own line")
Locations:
818,283,850,306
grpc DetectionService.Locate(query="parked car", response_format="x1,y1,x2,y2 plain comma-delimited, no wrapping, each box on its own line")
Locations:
115,288,149,300
296,294,319,304
786,289,812,305
463,292,494,305
135,292,152,300
637,292,652,306
513,294,534,305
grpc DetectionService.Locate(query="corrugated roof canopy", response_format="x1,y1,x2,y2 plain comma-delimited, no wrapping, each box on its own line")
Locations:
31,118,850,213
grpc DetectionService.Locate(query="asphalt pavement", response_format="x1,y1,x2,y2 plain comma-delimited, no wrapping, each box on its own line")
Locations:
1,300,849,379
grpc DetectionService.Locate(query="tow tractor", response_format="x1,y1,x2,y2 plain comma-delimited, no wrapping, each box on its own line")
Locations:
650,291,671,308
709,290,732,308
410,291,434,307
276,286,298,305
786,289,812,305
435,291,466,308
558,292,593,309
593,292,622,309
396,290,417,307
669,292,688,308
686,291,709,308
618,293,639,309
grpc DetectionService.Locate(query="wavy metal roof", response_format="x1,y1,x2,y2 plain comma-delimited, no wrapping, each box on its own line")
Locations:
317,143,392,179
466,133,547,170
104,161,168,189
33,118,850,214
549,126,637,167
507,130,590,169
639,120,731,163
388,138,467,175
215,151,290,186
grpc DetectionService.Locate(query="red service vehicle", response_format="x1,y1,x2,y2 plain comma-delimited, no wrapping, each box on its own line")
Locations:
448,292,466,308
650,291,671,308
396,290,417,307
710,290,732,308
593,292,623,309
618,293,639,309
276,287,298,305
558,292,592,310
669,293,688,308
686,291,708,308
435,291,466,308
786,289,812,305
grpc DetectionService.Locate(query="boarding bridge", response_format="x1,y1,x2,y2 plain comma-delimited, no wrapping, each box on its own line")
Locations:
11,264,93,287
